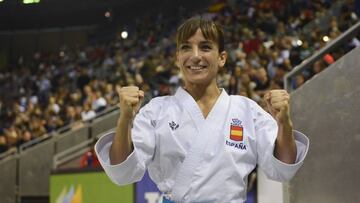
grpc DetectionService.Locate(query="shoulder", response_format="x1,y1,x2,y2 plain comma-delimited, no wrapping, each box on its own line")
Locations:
144,95,174,108
230,95,260,109
138,95,175,116
230,95,270,119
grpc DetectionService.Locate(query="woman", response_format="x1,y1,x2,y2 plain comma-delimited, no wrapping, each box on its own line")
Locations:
95,17,309,203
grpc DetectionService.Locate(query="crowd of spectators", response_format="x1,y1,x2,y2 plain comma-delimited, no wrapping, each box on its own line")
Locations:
0,0,359,156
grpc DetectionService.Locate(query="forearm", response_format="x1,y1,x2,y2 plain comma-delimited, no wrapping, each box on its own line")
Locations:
109,115,134,165
274,121,297,164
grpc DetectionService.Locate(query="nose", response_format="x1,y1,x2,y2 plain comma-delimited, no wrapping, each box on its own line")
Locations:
190,47,201,63
192,46,200,56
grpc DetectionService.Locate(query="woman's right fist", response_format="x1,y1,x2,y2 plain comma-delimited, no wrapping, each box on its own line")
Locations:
116,86,144,118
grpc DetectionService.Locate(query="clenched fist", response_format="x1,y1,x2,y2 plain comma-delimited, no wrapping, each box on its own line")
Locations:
116,86,144,118
264,89,292,125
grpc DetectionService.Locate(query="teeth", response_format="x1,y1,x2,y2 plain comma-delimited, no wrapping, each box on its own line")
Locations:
189,66,204,70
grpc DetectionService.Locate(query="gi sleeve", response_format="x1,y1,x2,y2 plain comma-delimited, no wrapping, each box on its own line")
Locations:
95,100,158,185
253,102,309,182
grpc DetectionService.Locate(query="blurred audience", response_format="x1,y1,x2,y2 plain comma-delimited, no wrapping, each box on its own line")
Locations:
0,0,359,155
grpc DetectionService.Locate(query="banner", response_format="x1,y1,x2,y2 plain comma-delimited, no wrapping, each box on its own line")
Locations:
50,171,134,203
136,171,162,203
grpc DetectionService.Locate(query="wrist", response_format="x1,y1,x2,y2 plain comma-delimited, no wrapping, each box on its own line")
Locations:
277,120,293,142
118,113,134,124
278,119,293,129
278,121,293,139
277,112,292,128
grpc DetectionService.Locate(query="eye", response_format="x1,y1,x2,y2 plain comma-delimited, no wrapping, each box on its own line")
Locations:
179,44,191,50
201,44,212,51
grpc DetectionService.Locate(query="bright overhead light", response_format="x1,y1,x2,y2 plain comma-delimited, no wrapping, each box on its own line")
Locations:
296,39,303,46
23,0,40,4
105,11,111,18
323,36,330,42
291,39,302,47
121,31,128,39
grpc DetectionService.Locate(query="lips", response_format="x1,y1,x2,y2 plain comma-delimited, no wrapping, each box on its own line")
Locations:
186,65,207,70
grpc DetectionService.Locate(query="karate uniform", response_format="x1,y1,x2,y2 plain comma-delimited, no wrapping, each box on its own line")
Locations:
95,87,309,203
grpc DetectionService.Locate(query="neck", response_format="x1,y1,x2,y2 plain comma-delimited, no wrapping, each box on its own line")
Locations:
184,80,221,119
184,80,220,102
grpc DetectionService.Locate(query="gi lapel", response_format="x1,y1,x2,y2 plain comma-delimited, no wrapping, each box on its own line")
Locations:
172,88,230,201
174,87,205,132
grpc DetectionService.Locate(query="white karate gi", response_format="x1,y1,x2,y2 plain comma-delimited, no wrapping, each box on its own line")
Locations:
95,87,309,203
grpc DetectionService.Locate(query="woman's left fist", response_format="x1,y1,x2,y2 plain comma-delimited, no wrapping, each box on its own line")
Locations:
264,89,292,125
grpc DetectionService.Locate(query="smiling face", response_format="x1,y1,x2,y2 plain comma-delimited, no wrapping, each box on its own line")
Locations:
176,18,227,87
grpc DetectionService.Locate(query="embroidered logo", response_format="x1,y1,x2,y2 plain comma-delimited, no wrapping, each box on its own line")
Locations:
230,119,243,141
226,118,246,150
169,121,179,131
150,120,156,127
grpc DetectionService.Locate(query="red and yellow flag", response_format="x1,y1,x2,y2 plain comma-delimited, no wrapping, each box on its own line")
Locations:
230,125,243,141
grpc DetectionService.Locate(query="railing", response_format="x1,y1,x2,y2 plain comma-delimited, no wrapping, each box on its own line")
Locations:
0,104,120,160
19,132,55,152
52,128,114,170
94,105,119,118
0,147,17,160
52,139,94,170
0,107,119,200
284,21,360,92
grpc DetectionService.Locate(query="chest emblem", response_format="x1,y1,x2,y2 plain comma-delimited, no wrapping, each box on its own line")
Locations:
230,119,243,141
169,121,179,131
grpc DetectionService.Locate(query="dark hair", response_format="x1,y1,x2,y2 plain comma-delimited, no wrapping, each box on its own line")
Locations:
176,16,225,52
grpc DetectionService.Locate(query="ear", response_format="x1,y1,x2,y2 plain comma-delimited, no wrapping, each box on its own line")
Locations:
218,51,227,68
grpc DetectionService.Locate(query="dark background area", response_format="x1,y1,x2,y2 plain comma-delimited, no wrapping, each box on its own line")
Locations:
0,0,212,69
0,0,212,31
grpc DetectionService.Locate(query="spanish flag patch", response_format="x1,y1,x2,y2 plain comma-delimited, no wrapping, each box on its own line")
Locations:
230,125,243,141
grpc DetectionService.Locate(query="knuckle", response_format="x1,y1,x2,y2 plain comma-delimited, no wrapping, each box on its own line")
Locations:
128,86,139,91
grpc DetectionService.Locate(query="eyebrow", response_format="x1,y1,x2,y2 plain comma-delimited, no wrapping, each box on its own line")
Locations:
180,40,215,45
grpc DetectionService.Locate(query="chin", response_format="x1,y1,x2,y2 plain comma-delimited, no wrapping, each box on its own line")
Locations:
185,77,213,86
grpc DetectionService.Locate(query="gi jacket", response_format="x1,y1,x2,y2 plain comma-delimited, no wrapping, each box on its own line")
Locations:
96,87,309,203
